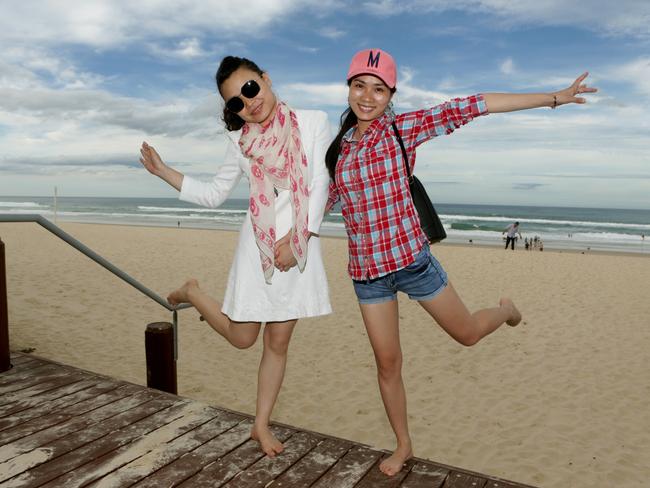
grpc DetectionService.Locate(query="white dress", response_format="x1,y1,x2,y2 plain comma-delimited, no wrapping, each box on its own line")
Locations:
179,109,332,322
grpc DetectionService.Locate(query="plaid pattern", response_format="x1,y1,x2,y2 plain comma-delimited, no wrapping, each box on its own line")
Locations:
327,94,488,280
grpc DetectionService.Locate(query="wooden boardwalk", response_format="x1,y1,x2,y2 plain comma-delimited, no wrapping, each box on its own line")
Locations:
0,352,537,488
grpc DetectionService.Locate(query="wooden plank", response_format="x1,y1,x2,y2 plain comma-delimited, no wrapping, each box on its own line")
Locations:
0,399,192,488
268,438,353,488
39,403,221,487
226,430,322,488
7,354,44,367
0,386,152,459
7,354,34,365
355,456,416,487
0,363,67,386
82,410,243,487
0,379,108,419
0,380,120,431
0,395,179,484
0,373,91,406
401,461,448,488
0,358,49,379
309,445,383,488
132,418,254,488
443,471,488,488
0,367,79,395
177,425,294,487
482,481,530,488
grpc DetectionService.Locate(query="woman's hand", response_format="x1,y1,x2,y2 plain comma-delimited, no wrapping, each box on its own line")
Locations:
553,72,598,107
139,141,184,191
274,242,297,272
484,73,598,113
140,141,167,177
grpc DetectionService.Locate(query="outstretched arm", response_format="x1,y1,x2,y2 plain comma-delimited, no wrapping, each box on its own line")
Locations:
483,72,597,113
140,141,184,191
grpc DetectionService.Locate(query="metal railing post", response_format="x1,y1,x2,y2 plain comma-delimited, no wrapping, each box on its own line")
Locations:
145,322,177,394
0,238,10,372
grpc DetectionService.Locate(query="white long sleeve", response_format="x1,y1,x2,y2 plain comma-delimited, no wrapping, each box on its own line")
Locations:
179,138,244,208
306,111,331,234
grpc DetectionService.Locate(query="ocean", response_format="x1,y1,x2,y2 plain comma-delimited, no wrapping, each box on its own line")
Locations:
1,196,648,254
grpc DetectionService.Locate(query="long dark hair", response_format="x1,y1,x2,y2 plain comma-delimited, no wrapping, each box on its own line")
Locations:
325,107,357,180
215,56,265,131
325,79,397,180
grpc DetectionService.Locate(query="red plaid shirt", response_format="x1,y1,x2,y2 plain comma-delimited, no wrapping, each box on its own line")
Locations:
327,94,488,281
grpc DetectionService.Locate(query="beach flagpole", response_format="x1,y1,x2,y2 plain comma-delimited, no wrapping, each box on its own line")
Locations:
0,238,10,372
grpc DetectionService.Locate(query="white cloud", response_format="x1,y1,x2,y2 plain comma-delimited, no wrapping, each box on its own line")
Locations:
500,57,515,75
319,27,346,39
472,0,650,39
280,82,348,107
360,0,650,38
0,1,333,49
1,47,106,90
608,57,650,98
147,38,211,60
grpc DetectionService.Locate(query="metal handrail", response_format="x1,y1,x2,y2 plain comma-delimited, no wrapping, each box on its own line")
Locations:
1,214,192,358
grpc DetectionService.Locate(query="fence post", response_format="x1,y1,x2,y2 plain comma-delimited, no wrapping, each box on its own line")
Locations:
145,322,177,394
0,238,10,372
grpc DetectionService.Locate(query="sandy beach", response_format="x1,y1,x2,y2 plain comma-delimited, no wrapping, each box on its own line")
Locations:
2,221,649,487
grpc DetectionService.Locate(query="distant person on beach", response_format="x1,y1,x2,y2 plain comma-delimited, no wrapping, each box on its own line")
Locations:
503,222,522,250
139,56,332,458
325,48,596,476
524,237,529,250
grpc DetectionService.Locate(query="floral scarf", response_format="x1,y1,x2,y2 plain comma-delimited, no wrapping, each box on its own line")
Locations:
239,101,309,284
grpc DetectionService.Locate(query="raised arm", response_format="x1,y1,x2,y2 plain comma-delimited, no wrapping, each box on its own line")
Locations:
140,141,184,191
483,72,597,113
140,138,244,209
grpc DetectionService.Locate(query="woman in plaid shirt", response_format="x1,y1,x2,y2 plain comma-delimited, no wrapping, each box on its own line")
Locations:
325,48,597,476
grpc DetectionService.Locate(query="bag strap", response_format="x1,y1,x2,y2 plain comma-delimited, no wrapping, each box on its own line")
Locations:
391,122,412,181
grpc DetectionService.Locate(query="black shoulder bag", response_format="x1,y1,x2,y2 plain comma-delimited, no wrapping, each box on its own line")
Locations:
391,122,447,244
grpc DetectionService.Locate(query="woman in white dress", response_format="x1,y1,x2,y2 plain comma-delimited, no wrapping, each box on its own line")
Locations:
139,56,331,457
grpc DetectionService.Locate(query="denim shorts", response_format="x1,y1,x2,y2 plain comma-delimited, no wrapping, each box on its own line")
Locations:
352,245,448,305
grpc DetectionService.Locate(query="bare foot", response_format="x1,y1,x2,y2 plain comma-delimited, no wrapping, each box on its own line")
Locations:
167,278,199,306
251,425,284,458
500,297,522,327
379,444,413,476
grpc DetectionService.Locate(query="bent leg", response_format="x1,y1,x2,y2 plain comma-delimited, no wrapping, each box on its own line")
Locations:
418,282,521,346
167,279,260,349
359,301,413,476
251,319,297,457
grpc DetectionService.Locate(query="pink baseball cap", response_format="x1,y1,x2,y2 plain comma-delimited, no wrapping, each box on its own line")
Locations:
347,48,397,89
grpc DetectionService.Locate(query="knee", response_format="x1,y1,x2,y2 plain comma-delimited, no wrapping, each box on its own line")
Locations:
456,330,480,347
232,335,258,350
266,335,290,356
376,353,402,379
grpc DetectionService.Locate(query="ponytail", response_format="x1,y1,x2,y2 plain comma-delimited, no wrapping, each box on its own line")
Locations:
325,108,357,180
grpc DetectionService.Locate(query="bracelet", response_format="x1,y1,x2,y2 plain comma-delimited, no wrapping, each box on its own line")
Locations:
551,95,557,109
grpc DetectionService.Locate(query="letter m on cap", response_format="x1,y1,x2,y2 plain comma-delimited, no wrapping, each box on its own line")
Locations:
367,51,380,68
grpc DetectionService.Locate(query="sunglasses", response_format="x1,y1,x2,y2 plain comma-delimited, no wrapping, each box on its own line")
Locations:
225,79,261,113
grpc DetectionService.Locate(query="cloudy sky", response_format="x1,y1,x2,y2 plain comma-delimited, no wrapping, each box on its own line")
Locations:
1,0,649,209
